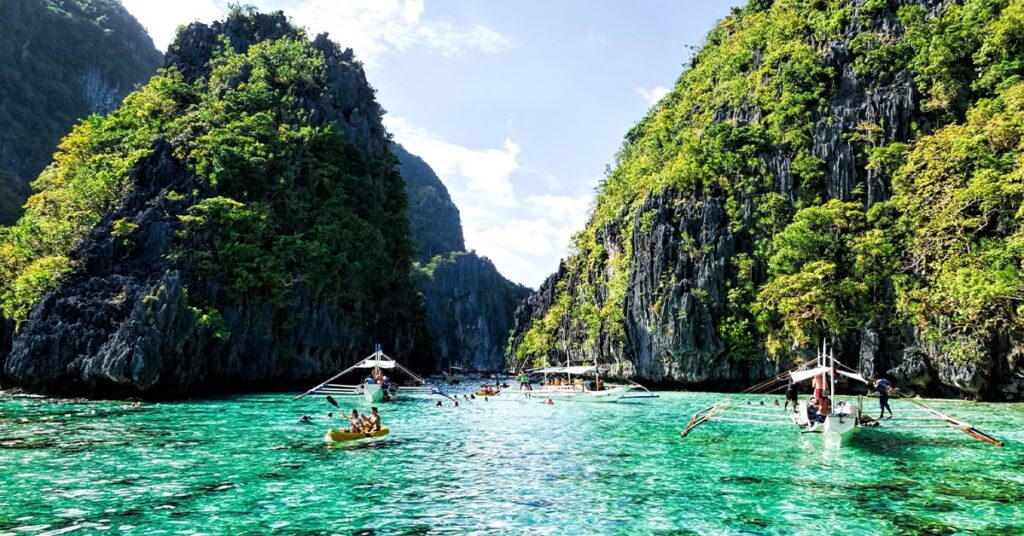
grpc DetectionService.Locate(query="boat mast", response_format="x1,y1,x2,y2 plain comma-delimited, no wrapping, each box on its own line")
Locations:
828,340,836,400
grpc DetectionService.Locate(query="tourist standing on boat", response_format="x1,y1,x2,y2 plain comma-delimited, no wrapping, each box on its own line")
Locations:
817,395,832,418
518,371,531,390
872,374,894,419
784,379,798,412
811,373,826,402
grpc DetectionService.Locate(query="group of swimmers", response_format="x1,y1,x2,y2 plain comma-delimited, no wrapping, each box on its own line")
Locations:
434,393,488,407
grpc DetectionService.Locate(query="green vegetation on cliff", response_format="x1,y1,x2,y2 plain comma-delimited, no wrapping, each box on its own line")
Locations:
0,8,419,338
0,0,162,224
513,0,1024,369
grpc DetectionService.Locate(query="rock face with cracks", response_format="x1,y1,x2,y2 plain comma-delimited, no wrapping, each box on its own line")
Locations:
0,0,162,224
394,145,530,372
508,0,1024,399
1,10,430,397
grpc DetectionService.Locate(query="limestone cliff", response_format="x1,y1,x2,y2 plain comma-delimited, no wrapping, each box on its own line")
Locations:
394,144,465,263
415,252,531,372
0,0,162,224
509,0,1024,399
394,146,530,371
1,9,429,397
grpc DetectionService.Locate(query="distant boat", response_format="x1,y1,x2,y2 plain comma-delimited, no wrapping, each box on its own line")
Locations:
442,363,466,385
515,363,658,403
293,345,430,403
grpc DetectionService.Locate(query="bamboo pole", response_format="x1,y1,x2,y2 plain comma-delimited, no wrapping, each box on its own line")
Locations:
716,414,794,422
714,417,794,426
680,400,732,438
905,399,1004,447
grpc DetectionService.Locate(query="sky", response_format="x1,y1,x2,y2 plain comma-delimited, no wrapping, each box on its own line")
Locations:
121,0,737,288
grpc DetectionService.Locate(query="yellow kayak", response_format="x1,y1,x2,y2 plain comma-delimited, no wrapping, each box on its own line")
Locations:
324,427,390,442
476,391,500,397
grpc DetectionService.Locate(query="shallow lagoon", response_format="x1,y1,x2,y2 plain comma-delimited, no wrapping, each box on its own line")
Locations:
1,391,1022,534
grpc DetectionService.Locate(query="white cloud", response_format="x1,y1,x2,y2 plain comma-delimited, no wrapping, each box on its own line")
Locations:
122,0,224,52
385,116,519,206
121,0,511,67
402,0,425,24
279,0,512,66
385,115,595,287
637,86,670,105
586,31,608,48
526,194,592,232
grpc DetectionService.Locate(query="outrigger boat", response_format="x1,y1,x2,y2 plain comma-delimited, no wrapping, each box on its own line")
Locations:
513,363,659,403
442,363,466,385
680,341,1003,448
293,345,431,403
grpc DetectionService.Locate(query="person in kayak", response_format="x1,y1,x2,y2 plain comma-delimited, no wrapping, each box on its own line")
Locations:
364,407,382,432
346,409,364,433
872,374,894,419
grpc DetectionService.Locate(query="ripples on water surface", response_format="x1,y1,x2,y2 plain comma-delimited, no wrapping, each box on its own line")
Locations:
1,391,1023,534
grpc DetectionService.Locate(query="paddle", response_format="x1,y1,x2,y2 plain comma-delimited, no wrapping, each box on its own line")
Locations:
324,395,340,429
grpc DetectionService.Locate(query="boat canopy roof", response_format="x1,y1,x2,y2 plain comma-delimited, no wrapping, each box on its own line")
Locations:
532,365,597,374
789,365,869,384
835,369,869,384
790,366,830,383
292,347,426,400
353,356,398,369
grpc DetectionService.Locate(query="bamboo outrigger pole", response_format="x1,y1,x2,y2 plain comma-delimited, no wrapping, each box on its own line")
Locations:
293,365,358,401
680,400,733,438
905,399,1004,447
741,372,789,394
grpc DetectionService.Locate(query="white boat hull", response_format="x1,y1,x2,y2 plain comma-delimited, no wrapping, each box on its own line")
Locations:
823,413,858,448
793,400,861,447
363,383,384,403
524,385,630,403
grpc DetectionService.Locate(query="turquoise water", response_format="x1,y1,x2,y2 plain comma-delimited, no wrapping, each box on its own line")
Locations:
1,391,1023,535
